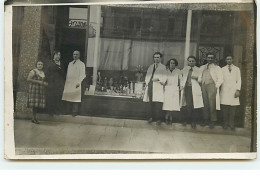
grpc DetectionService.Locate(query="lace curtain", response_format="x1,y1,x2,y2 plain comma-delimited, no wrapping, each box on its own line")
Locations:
96,38,197,71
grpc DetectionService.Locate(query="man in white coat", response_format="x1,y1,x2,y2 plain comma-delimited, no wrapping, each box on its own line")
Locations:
62,51,86,116
220,55,241,130
143,52,166,125
180,56,204,129
198,53,223,128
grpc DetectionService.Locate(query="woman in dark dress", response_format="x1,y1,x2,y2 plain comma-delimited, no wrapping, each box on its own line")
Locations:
46,51,66,115
27,61,48,124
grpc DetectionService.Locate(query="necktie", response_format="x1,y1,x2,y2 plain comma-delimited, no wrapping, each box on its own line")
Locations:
187,67,193,86
150,64,157,82
228,65,231,72
73,60,76,64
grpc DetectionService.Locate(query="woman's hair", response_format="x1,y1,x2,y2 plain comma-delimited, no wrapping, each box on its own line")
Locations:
153,52,163,58
187,56,196,61
166,58,178,69
52,50,60,59
35,60,44,67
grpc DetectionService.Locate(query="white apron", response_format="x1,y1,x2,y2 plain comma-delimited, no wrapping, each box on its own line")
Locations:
220,65,241,106
163,68,181,111
62,60,86,102
143,63,167,103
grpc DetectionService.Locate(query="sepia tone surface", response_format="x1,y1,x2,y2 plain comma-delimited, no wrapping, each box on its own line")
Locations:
5,0,257,159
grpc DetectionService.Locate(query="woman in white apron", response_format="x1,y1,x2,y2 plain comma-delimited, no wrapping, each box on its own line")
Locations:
162,58,182,125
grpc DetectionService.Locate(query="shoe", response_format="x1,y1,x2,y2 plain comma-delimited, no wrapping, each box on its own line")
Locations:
191,123,196,129
147,118,153,124
182,122,187,126
156,120,162,125
223,125,228,130
72,113,78,117
166,119,172,125
31,119,40,124
209,122,214,129
230,127,235,131
200,121,207,127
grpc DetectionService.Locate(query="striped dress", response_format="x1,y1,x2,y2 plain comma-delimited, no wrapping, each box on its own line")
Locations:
27,69,46,109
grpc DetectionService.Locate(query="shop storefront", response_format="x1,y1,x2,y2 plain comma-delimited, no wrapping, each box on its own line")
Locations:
13,4,255,127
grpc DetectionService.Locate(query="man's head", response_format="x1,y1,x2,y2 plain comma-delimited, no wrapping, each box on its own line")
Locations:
206,52,215,64
226,55,233,65
153,52,163,64
187,56,196,67
73,51,80,60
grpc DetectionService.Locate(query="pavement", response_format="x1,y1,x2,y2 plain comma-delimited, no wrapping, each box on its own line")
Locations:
14,114,252,155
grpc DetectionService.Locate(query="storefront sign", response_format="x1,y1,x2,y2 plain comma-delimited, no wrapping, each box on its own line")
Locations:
68,19,88,29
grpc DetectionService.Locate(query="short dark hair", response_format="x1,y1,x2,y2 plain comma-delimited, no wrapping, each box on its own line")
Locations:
52,50,60,59
35,60,44,67
206,52,215,58
166,58,178,68
187,56,196,61
74,50,81,56
153,52,163,58
226,55,233,58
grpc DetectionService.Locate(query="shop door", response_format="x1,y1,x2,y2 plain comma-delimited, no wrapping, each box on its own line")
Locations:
60,28,86,71
56,6,89,71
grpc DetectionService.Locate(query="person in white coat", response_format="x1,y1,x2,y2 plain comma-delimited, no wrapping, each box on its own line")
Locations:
180,56,204,129
143,52,166,125
198,53,223,128
220,55,241,130
62,51,86,116
162,58,182,125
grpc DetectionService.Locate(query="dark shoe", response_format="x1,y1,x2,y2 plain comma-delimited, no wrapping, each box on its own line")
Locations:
147,118,153,124
182,122,187,126
31,119,40,124
166,119,172,125
72,113,78,117
209,122,214,129
191,123,196,129
156,120,162,125
200,121,207,127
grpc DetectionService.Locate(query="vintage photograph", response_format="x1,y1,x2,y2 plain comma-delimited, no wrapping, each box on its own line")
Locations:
5,0,257,159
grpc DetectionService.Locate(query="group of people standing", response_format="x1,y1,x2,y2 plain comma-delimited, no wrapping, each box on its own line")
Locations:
27,50,85,124
26,49,241,130
143,52,241,130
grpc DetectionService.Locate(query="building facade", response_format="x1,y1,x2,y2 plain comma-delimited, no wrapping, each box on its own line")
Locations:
12,3,256,128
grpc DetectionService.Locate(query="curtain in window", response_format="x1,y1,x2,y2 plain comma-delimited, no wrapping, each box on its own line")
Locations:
98,38,131,70
97,38,197,71
130,41,197,70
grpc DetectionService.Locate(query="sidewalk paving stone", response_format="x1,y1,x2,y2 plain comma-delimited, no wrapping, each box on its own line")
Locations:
14,115,252,155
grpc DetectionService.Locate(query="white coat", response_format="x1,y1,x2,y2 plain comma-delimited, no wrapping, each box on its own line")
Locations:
198,63,223,110
143,63,167,103
220,64,241,106
162,68,182,111
62,60,86,102
180,66,204,109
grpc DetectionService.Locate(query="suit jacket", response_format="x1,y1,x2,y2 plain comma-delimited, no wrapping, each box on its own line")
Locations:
220,64,241,106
